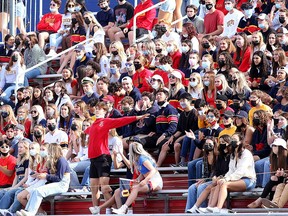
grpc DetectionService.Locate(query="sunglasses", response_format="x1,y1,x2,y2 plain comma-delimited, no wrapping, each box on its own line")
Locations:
223,115,231,120
125,63,132,67
151,78,160,82
50,3,56,6
206,115,215,119
169,75,176,79
189,78,196,82
30,110,37,114
68,4,75,7
0,145,9,149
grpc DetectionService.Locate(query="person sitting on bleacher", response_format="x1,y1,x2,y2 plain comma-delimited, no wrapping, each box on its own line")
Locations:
0,34,15,63
96,0,115,35
73,44,92,77
36,0,62,49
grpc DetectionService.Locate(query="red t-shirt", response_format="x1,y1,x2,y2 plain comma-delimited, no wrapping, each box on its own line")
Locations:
169,51,182,70
37,13,62,33
85,116,137,159
233,46,251,73
204,10,224,34
0,155,16,186
132,68,153,93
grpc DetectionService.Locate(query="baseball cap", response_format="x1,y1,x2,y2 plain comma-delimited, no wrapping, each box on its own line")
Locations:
75,44,85,52
128,136,143,144
235,110,248,119
81,77,94,85
271,138,287,150
170,71,182,80
102,95,115,103
15,124,25,131
121,76,133,83
241,2,253,10
216,94,228,102
277,27,288,34
278,66,288,75
258,13,268,20
222,110,235,118
152,75,164,84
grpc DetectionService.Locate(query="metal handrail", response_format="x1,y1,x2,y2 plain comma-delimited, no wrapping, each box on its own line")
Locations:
24,38,95,73
171,15,187,26
132,0,168,43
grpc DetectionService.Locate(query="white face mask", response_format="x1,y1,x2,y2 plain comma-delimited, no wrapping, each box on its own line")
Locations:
189,81,198,87
30,149,37,157
151,83,160,90
40,150,48,158
68,7,75,13
61,113,69,118
50,7,57,13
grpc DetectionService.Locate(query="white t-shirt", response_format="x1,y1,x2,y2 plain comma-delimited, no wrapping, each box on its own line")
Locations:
220,9,244,38
108,136,123,163
44,129,68,145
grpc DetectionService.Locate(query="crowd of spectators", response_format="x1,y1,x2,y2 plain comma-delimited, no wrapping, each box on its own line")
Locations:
0,0,288,214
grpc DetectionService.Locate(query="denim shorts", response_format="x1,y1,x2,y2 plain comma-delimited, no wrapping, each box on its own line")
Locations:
16,2,26,18
242,177,256,191
160,0,176,13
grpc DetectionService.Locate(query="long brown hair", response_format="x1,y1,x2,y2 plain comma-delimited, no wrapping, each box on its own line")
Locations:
47,143,63,174
235,32,249,62
270,146,287,172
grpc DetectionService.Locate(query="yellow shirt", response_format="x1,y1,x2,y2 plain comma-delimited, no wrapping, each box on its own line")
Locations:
218,125,237,138
248,104,272,125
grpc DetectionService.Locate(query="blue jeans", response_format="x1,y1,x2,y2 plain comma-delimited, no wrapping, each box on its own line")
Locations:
25,175,70,214
8,188,23,213
24,68,41,86
255,157,270,187
188,158,203,187
0,188,21,209
185,181,211,212
1,83,17,107
180,137,197,162
49,33,63,49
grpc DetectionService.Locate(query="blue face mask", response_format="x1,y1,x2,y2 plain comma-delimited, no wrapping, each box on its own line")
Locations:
203,80,210,86
75,6,81,12
152,30,157,38
201,61,210,69
142,50,149,55
258,23,266,29
225,4,233,11
110,68,117,75
276,3,281,9
244,9,253,18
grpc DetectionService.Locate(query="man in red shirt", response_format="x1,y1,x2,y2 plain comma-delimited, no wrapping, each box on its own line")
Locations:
203,0,224,36
0,140,16,188
87,102,148,213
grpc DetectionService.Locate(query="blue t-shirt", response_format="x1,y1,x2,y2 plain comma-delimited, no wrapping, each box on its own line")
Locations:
137,155,156,175
96,9,114,27
15,159,29,176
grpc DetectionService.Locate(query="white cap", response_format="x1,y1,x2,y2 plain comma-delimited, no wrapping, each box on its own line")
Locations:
121,76,133,83
170,70,182,80
271,138,287,150
152,74,164,84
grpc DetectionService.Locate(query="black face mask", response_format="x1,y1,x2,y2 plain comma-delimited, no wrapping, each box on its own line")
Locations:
134,62,142,70
224,123,231,128
279,17,286,24
12,55,18,62
252,41,260,46
15,38,21,46
101,6,108,10
206,3,213,10
84,18,91,25
157,101,166,106
233,101,241,109
71,123,78,131
250,100,258,107
48,124,56,132
204,143,214,152
34,130,42,138
160,26,167,33
1,152,9,156
253,118,261,126
1,111,9,118
25,40,30,47
92,50,97,56
216,103,223,110
218,60,225,68
156,49,162,54
274,118,279,125
230,140,238,149
218,144,227,152
72,18,78,25
231,79,238,85
25,96,30,101
32,115,38,120
112,51,118,56
202,42,210,49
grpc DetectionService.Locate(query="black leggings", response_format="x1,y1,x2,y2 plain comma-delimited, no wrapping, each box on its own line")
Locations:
261,178,284,199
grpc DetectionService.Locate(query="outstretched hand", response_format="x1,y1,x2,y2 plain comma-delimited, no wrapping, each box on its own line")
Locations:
137,113,150,120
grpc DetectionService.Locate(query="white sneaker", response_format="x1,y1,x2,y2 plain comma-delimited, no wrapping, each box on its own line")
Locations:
105,208,111,214
219,208,229,214
46,49,57,57
89,206,100,215
112,205,128,214
186,205,199,213
20,209,34,216
127,208,133,214
0,209,9,216
198,207,209,213
16,211,23,216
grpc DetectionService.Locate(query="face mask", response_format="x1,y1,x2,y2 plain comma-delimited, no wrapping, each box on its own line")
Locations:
202,61,209,69
279,17,286,24
71,123,78,131
34,130,42,138
160,64,170,72
50,7,57,12
250,99,258,107
32,115,39,120
225,4,233,11
112,51,118,56
189,81,198,87
218,60,225,67
25,40,30,47
134,62,142,70
40,150,48,158
68,7,75,13
122,107,130,112
18,116,25,121
202,42,210,49
84,18,91,25
101,6,108,10
258,24,265,29
46,110,55,117
12,55,18,62
14,134,22,140
204,143,214,152
189,59,197,66
160,26,167,33
15,38,21,46
151,83,160,90
75,6,81,11
110,68,117,75
203,80,210,87
61,113,69,118
219,144,227,152
1,152,8,156
216,103,223,110
167,46,174,53
276,95,283,102
86,91,93,96
48,124,56,132
29,149,37,157
76,54,83,61
182,34,189,38
224,123,231,128
155,48,162,54
244,9,253,18
253,118,261,126
252,41,260,46
142,50,149,55
1,111,9,118
273,118,279,125
276,3,281,9
231,79,237,85
71,18,78,25
180,102,187,109
181,46,189,53
205,3,213,10
157,101,166,106
233,101,240,109
152,30,157,38
230,140,238,148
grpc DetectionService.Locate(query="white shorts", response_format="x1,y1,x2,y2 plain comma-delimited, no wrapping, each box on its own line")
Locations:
149,171,163,190
160,0,176,13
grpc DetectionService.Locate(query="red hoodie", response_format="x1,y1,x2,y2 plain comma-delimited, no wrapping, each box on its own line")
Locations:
132,68,153,93
126,0,156,30
37,13,62,33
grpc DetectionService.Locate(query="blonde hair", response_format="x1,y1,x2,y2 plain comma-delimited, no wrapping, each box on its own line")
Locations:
129,142,155,174
47,144,63,174
169,71,185,98
0,105,17,129
215,74,232,94
17,139,30,165
231,70,252,95
83,11,103,31
109,41,127,63
29,142,41,170
188,72,203,94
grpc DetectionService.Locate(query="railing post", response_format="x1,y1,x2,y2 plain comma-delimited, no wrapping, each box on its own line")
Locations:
9,0,16,36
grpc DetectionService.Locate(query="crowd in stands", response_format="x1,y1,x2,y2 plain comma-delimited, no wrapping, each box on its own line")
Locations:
0,0,288,214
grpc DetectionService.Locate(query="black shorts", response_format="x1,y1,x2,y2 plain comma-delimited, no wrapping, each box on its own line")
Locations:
90,154,112,179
